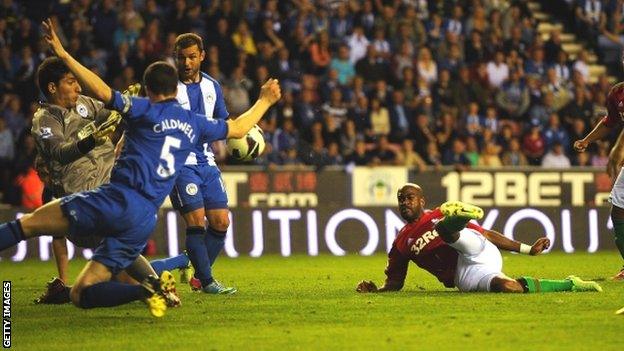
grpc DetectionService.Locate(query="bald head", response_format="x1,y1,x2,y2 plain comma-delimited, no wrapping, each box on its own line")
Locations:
397,184,425,222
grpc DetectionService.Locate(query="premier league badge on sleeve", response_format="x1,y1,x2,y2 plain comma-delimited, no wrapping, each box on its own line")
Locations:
76,103,89,118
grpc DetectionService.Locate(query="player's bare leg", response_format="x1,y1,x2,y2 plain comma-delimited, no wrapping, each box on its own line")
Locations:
0,199,70,251
489,276,524,293
122,255,181,307
610,204,624,280
70,260,169,317
18,199,70,237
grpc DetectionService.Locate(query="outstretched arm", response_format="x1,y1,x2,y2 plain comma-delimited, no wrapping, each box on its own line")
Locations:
356,246,408,293
42,19,112,103
481,229,550,255
573,118,610,153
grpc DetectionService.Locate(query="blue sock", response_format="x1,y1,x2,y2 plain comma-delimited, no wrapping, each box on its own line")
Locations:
79,282,145,308
150,253,190,276
0,220,25,251
205,227,226,266
185,226,213,286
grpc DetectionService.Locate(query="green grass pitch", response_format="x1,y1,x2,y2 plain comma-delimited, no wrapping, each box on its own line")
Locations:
3,252,624,350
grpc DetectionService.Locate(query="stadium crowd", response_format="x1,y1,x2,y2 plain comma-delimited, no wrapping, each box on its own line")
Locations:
0,0,622,208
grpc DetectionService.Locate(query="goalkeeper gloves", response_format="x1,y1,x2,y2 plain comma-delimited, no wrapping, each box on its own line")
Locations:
77,111,122,146
123,83,142,97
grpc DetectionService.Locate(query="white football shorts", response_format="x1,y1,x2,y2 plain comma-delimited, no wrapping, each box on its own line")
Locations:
610,167,624,209
449,228,503,292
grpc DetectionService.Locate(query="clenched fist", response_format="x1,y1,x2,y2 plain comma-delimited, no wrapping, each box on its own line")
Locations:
356,280,378,293
259,78,282,105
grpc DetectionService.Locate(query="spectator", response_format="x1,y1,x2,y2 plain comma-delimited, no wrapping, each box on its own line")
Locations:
113,16,139,49
355,45,388,84
232,20,257,56
370,135,396,165
3,95,24,140
544,28,563,63
502,137,529,166
225,66,253,116
495,69,530,121
340,119,358,157
330,44,355,85
396,138,427,171
529,91,556,126
347,139,372,166
541,142,571,168
465,136,480,166
591,141,609,168
442,138,471,171
368,97,390,137
308,31,331,75
389,90,410,142
478,142,503,168
573,49,590,79
424,141,443,169
415,46,438,84
486,50,510,89
346,24,370,64
522,124,546,165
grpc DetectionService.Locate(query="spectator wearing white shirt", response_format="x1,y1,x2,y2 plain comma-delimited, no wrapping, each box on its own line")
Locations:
486,50,509,89
573,49,590,82
372,27,391,62
541,142,571,168
347,25,370,64
416,46,438,84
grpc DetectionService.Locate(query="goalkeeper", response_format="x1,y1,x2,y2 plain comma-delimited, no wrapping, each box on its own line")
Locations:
32,58,190,304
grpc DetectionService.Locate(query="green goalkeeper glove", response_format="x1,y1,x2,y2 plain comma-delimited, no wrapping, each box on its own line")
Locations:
78,111,122,145
123,83,142,97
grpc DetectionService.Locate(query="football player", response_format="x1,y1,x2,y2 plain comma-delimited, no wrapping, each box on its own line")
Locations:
574,81,624,280
356,184,602,294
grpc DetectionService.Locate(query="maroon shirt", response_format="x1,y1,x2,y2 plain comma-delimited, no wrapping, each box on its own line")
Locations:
384,208,484,288
602,82,624,128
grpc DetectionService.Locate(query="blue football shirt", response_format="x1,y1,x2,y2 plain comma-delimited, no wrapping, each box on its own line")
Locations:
108,91,228,207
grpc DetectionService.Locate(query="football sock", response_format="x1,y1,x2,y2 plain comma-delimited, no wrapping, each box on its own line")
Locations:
435,216,471,237
517,277,573,293
205,227,226,266
0,220,25,251
150,253,190,276
79,282,145,308
612,218,624,260
185,226,214,286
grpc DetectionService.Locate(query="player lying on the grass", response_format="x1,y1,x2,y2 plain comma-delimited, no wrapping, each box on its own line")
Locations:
357,184,603,294
32,58,192,305
0,19,281,317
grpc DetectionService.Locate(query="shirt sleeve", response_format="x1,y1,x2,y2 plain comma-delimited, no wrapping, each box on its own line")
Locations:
198,114,229,142
213,82,229,120
602,94,619,128
32,111,86,165
107,90,151,120
383,244,409,289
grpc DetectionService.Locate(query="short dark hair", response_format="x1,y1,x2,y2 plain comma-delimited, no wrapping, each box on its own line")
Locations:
36,57,71,98
174,33,204,53
143,61,178,96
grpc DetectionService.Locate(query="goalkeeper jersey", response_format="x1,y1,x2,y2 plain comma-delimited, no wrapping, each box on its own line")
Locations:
31,94,115,196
